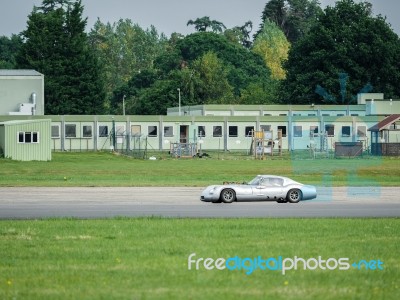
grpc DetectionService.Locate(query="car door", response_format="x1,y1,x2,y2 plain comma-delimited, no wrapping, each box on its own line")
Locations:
235,184,255,201
251,177,283,200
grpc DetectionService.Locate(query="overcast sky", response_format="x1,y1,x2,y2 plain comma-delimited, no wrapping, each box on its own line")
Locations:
0,0,399,37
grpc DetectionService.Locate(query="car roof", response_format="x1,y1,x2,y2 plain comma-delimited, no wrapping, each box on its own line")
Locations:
257,175,299,184
258,175,287,180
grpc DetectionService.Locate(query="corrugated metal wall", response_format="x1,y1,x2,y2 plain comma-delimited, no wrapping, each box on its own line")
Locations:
3,119,51,161
0,125,5,155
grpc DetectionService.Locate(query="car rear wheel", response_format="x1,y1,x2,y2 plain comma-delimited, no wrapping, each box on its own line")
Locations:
287,189,302,203
220,189,236,203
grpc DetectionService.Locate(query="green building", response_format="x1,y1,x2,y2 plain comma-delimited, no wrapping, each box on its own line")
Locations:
0,119,51,161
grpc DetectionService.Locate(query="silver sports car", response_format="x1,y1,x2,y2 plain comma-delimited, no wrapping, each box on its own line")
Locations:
200,175,317,203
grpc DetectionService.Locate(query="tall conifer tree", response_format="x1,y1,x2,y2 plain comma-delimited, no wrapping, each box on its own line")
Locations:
17,0,106,114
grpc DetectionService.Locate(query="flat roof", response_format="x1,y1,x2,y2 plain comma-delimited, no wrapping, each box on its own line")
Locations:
168,104,366,112
0,69,43,76
0,119,51,126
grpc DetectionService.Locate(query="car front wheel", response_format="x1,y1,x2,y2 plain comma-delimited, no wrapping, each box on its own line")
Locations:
287,189,302,203
220,189,236,203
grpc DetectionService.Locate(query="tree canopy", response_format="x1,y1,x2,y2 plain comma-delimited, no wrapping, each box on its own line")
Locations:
0,35,22,69
0,0,398,114
88,19,168,110
111,32,275,115
256,0,322,43
187,16,226,33
280,0,400,104
17,0,106,114
253,19,291,80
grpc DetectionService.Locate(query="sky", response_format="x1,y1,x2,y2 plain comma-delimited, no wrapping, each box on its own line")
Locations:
0,0,399,38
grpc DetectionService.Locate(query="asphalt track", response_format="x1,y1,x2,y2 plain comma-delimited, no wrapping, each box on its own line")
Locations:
0,187,399,219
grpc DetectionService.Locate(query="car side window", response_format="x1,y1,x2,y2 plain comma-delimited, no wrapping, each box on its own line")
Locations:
259,178,283,187
271,178,283,186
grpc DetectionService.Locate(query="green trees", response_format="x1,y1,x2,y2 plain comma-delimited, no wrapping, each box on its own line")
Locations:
177,32,272,98
187,17,226,33
190,51,234,104
224,21,253,48
281,0,400,104
111,32,275,115
0,35,22,69
4,0,397,114
256,0,322,43
17,0,105,114
253,20,291,80
88,19,168,110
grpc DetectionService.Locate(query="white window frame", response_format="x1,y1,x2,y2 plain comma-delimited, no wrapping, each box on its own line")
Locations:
293,125,303,137
51,125,60,138
98,125,109,137
341,126,351,137
213,126,222,137
65,124,77,138
357,126,367,138
82,125,93,138
148,126,158,137
164,126,174,137
17,131,39,144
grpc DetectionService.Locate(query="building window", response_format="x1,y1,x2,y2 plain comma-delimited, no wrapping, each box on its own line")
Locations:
83,125,92,138
337,114,344,116
278,126,287,137
308,114,316,116
213,126,222,137
260,125,271,132
325,124,335,137
294,126,302,137
245,126,254,137
51,125,60,138
310,126,319,136
341,126,351,137
198,126,206,138
164,126,174,137
131,125,141,136
148,126,158,137
18,132,39,144
357,126,366,138
229,126,238,137
279,114,287,116
65,124,76,138
99,125,108,137
322,114,330,116
351,114,359,116
116,126,125,136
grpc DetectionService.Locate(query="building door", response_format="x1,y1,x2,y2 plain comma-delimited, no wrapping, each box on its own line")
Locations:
180,125,188,143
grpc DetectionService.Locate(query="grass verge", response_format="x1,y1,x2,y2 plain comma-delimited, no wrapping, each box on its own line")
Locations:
0,218,399,299
0,152,399,187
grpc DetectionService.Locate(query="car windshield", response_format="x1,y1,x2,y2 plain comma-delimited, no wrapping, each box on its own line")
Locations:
248,176,262,185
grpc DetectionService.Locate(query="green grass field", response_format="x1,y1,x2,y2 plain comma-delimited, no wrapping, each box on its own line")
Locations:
0,151,399,186
1,152,399,299
0,218,399,300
